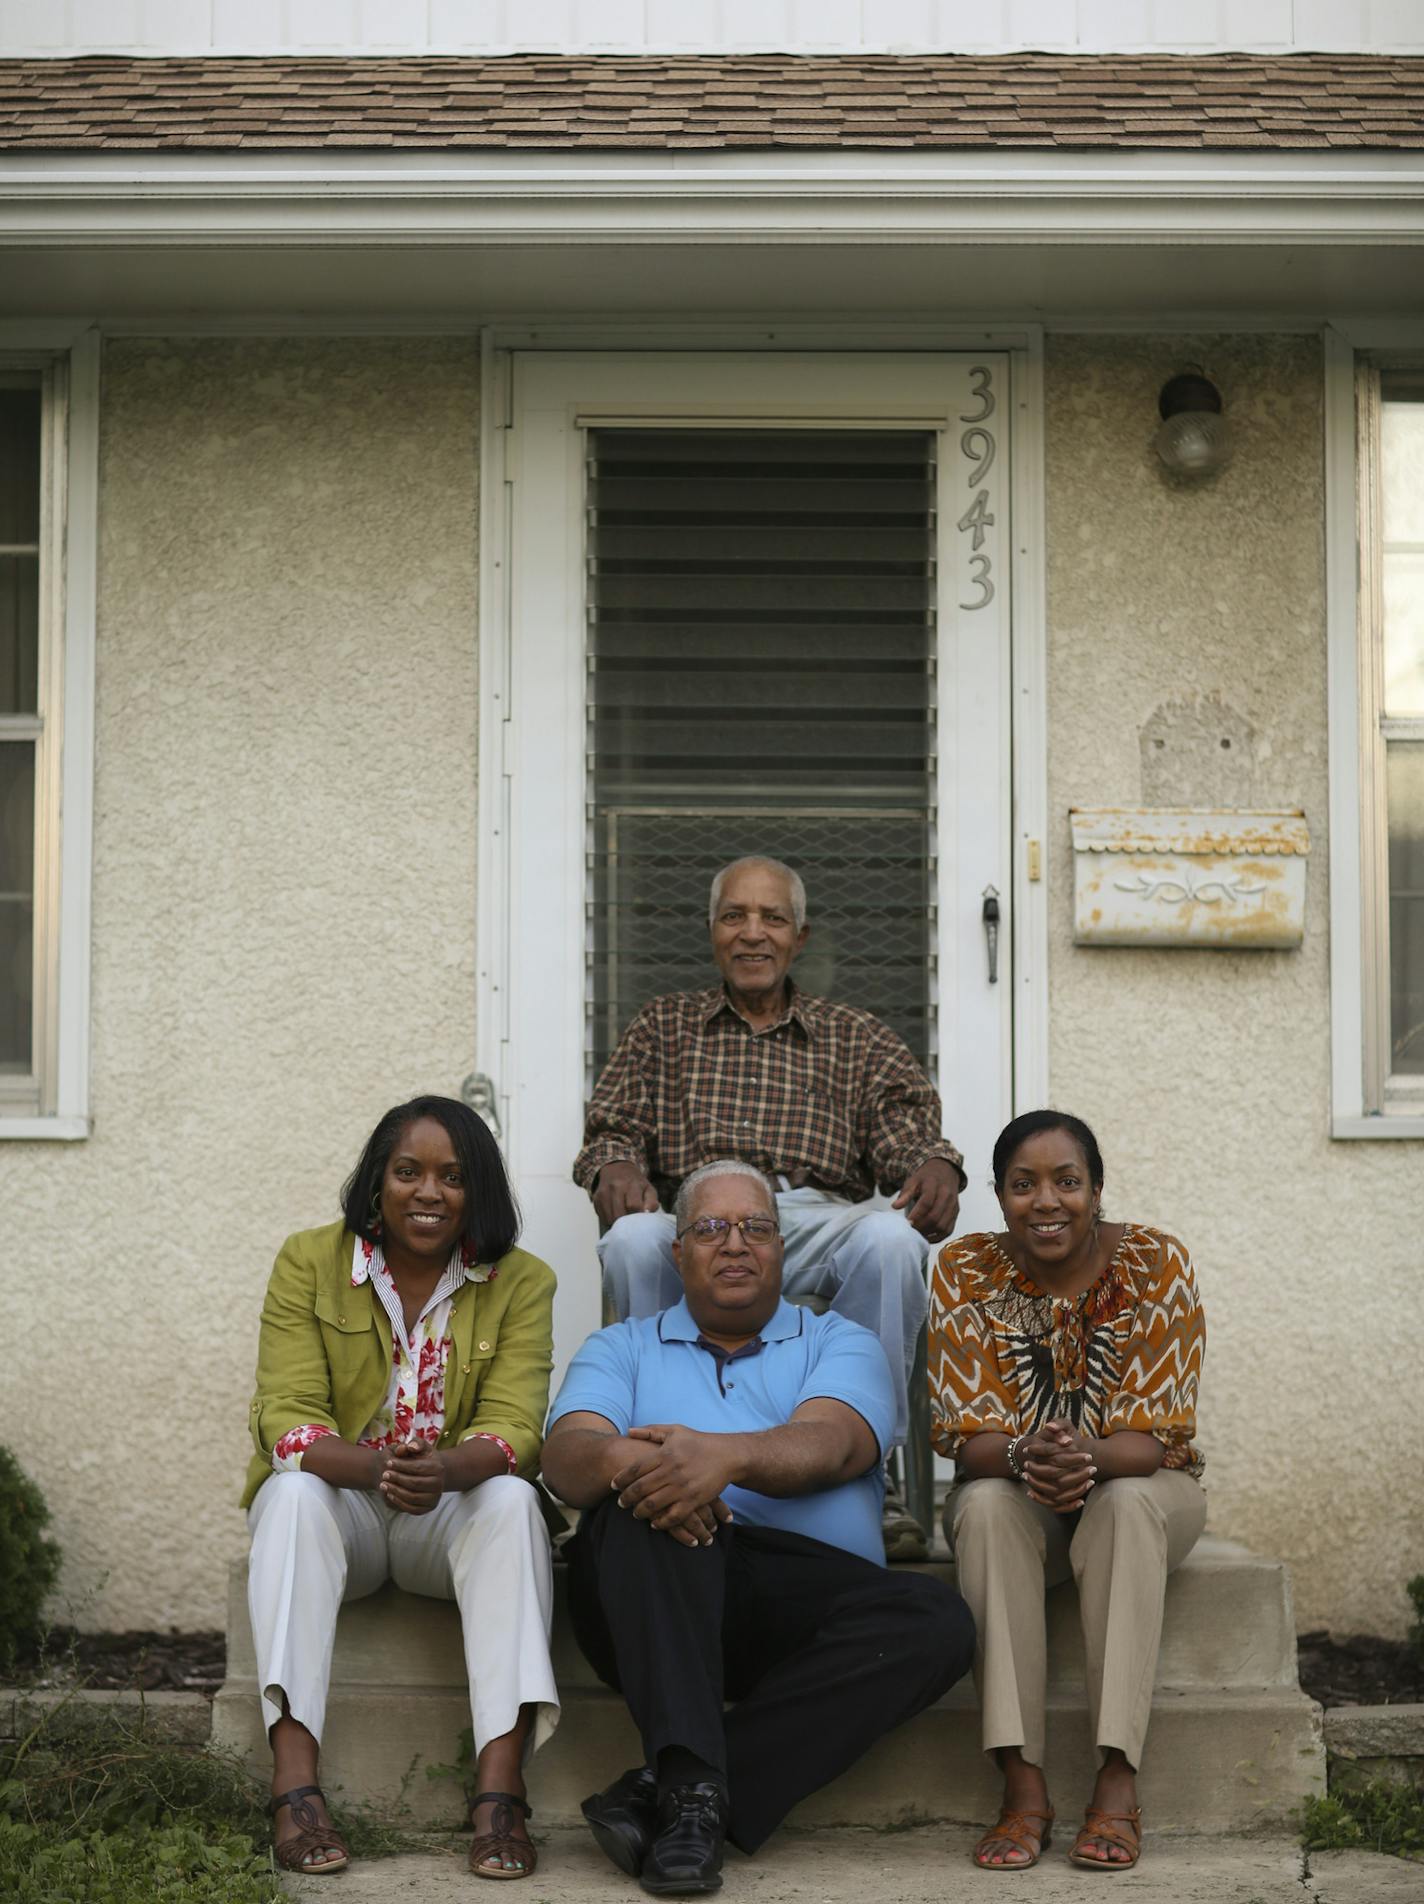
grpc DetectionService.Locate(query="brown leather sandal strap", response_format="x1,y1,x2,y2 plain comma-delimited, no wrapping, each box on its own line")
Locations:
468,1829,538,1877
273,1827,351,1874
270,1786,350,1872
1074,1808,1141,1859
974,1807,1053,1863
470,1789,532,1818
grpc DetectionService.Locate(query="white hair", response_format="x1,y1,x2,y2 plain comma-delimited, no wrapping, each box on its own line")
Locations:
674,1159,778,1232
707,856,808,931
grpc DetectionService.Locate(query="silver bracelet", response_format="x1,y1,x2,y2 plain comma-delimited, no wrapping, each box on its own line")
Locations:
1006,1433,1029,1480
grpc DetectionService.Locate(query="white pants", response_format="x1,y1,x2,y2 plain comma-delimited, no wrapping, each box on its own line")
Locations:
598,1186,930,1447
247,1470,560,1760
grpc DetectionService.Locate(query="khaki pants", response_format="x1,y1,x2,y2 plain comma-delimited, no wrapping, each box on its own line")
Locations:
948,1471,1206,1771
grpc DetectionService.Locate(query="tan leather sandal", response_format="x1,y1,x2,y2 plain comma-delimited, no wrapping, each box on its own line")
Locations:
1068,1805,1142,1870
468,1790,538,1880
972,1805,1054,1869
268,1784,350,1875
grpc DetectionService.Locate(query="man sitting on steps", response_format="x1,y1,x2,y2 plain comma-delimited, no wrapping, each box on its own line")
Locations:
573,853,967,1558
542,1157,975,1898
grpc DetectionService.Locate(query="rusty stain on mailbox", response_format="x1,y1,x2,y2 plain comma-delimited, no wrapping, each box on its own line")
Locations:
1069,808,1309,949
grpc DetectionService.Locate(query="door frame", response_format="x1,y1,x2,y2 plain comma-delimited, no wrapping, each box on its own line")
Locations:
476,322,1048,1373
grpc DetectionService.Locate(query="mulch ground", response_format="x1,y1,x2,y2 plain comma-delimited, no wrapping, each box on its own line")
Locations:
1296,1632,1424,1708
18,1628,228,1696
13,1627,1424,1708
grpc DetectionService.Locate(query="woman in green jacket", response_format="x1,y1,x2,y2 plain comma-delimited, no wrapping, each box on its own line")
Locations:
245,1095,559,1879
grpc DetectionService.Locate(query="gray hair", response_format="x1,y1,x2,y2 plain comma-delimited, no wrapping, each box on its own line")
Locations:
674,1159,778,1233
707,856,808,932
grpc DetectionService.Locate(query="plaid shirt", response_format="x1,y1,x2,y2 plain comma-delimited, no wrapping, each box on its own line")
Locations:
574,983,964,1207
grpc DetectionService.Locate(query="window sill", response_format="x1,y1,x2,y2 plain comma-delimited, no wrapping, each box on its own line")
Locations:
0,1115,90,1141
1332,1114,1424,1140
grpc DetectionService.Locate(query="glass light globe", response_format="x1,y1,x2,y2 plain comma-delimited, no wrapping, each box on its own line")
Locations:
1154,409,1233,477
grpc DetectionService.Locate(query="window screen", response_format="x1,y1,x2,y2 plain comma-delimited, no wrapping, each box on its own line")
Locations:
1381,375,1424,1074
0,376,41,1077
586,427,936,1082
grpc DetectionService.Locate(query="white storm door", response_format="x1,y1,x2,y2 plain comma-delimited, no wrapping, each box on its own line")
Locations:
487,352,1013,1380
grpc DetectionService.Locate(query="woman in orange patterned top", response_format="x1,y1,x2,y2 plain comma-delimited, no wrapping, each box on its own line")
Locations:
928,1110,1205,1875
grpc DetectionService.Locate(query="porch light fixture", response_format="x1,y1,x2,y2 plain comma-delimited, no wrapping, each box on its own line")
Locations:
1153,369,1233,479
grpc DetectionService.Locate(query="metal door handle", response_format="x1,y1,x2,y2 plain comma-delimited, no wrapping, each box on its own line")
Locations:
461,1071,502,1139
982,886,1000,984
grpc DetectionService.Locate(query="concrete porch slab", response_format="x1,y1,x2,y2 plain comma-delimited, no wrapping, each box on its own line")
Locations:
275,1824,1422,1903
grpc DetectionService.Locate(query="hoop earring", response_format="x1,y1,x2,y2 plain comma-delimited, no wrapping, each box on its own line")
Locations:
369,1186,383,1237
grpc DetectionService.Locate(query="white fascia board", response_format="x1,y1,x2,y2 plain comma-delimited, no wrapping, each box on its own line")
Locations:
0,148,1422,246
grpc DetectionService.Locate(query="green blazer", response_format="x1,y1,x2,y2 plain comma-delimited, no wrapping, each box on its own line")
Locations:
242,1218,556,1509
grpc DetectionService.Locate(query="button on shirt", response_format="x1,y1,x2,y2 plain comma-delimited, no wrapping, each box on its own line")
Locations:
548,1297,895,1566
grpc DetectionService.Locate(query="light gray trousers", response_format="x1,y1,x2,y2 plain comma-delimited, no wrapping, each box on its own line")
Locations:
948,1470,1207,1771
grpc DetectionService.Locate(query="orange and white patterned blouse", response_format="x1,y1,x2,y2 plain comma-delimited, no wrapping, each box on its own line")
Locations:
928,1225,1205,1478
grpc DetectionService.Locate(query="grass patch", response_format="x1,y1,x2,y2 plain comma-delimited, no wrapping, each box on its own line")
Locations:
1,1686,419,1901
1302,1782,1424,1861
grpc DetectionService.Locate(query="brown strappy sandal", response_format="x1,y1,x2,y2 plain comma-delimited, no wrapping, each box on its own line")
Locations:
1068,1805,1142,1870
468,1789,538,1880
268,1784,350,1875
972,1805,1054,1870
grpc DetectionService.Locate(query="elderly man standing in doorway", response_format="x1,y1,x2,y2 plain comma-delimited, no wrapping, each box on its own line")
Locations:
543,1157,975,1895
572,855,966,1556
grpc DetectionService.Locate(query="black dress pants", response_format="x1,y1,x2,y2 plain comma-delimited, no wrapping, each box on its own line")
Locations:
567,1495,976,1853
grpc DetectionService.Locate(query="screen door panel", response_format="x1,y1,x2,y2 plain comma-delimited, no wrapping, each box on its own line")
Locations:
587,427,936,1078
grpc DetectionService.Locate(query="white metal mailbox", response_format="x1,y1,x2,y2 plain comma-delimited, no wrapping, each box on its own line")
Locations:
1069,808,1309,949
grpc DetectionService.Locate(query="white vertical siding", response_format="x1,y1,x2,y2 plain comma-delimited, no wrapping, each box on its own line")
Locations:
2,1,1422,58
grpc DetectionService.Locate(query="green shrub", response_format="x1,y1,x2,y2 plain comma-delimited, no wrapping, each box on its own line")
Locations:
0,1446,62,1672
1303,1782,1424,1861
1407,1574,1424,1668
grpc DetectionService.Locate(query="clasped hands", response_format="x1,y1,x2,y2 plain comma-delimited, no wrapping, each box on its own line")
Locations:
1018,1417,1096,1513
373,1438,445,1515
611,1425,736,1550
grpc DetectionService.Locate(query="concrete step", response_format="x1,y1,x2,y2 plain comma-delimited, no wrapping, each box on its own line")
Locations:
223,1535,1303,1696
214,1536,1323,1832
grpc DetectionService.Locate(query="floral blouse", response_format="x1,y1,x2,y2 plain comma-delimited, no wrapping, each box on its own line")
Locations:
928,1225,1205,1478
272,1236,516,1475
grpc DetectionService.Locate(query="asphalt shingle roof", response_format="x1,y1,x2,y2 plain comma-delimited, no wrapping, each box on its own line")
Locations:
0,52,1421,152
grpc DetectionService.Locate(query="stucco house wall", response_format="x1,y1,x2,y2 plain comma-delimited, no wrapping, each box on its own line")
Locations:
0,336,482,1630
1,328,1418,1636
1044,331,1421,1638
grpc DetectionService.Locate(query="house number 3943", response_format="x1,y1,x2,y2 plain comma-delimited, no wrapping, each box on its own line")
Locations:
957,365,996,610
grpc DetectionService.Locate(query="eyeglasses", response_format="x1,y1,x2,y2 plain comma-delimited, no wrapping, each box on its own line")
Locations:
677,1215,781,1245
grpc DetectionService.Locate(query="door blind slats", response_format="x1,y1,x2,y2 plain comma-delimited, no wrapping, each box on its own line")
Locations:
586,427,937,1079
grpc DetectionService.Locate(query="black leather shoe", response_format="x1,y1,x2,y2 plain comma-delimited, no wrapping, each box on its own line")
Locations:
640,1783,727,1896
581,1765,658,1877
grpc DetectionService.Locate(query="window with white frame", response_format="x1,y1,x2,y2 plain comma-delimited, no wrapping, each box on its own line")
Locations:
0,363,65,1119
1357,364,1424,1110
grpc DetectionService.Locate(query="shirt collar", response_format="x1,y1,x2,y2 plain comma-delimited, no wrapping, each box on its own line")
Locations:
700,978,814,1037
350,1234,490,1289
659,1294,805,1344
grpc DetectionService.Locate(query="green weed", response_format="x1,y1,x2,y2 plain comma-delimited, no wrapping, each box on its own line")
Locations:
0,1817,282,1904
1302,1781,1424,1861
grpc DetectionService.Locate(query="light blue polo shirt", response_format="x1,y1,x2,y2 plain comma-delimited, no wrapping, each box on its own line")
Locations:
548,1296,894,1566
